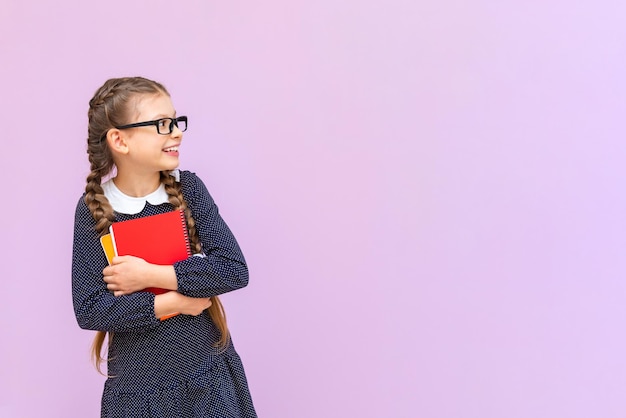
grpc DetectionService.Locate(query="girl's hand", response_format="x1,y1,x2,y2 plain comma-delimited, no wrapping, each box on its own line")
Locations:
103,255,153,296
154,292,213,318
177,294,213,316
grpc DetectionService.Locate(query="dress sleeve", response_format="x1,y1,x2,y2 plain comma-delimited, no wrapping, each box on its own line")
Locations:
71,197,160,333
173,172,249,298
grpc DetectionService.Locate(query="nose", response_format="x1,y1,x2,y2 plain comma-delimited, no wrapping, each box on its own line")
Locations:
171,124,183,139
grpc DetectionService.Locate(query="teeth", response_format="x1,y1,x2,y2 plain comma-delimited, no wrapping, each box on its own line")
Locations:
163,146,179,152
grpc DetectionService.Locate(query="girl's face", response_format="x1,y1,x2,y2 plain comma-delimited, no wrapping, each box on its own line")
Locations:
121,93,183,175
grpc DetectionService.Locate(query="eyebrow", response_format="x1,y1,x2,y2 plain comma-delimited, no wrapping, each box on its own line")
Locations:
150,111,177,120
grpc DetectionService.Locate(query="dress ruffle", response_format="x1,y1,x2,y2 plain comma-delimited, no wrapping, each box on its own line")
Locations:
101,346,256,418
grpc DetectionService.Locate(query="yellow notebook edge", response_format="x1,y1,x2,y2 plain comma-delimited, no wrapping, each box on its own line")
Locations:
100,233,115,265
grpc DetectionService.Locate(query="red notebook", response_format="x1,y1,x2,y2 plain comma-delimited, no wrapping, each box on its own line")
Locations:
109,209,192,296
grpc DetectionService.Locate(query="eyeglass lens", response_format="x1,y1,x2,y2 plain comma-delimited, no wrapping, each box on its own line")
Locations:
157,117,187,134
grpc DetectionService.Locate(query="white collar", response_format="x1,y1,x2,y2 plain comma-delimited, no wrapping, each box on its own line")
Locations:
102,170,180,215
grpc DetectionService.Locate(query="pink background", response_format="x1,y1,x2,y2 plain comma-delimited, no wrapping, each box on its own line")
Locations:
1,1,625,417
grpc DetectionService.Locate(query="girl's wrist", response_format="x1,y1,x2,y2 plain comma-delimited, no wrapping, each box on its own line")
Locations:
148,264,178,291
154,291,181,318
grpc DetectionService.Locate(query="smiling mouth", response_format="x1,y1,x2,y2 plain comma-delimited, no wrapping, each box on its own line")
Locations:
163,146,179,152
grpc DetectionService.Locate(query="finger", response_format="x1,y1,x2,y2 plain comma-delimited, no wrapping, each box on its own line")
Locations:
103,275,118,284
111,256,129,265
113,255,141,264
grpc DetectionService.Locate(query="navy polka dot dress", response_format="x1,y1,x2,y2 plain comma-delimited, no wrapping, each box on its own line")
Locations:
72,171,257,417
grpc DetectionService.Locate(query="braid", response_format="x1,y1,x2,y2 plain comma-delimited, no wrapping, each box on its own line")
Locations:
161,172,202,254
85,166,115,375
85,120,116,376
84,158,115,235
161,171,231,349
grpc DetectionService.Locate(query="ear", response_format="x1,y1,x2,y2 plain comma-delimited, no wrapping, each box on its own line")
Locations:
106,129,129,155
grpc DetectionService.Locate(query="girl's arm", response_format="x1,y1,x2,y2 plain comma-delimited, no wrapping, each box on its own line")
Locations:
172,171,250,298
72,197,174,333
101,256,178,296
154,291,212,319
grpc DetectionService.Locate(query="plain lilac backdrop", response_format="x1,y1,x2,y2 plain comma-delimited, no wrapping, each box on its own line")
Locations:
1,1,625,417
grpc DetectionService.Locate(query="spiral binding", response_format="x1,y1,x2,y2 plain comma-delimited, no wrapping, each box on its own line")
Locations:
178,209,192,257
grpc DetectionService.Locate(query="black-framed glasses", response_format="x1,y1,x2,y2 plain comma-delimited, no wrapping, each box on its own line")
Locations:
115,116,188,135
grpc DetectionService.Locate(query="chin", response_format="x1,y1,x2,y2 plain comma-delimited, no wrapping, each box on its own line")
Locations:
163,165,179,172
160,160,180,171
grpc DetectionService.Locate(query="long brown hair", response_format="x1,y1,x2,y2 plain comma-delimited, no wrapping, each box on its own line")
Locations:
85,77,229,373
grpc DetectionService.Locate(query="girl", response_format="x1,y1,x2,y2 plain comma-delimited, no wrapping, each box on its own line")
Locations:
72,77,257,417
